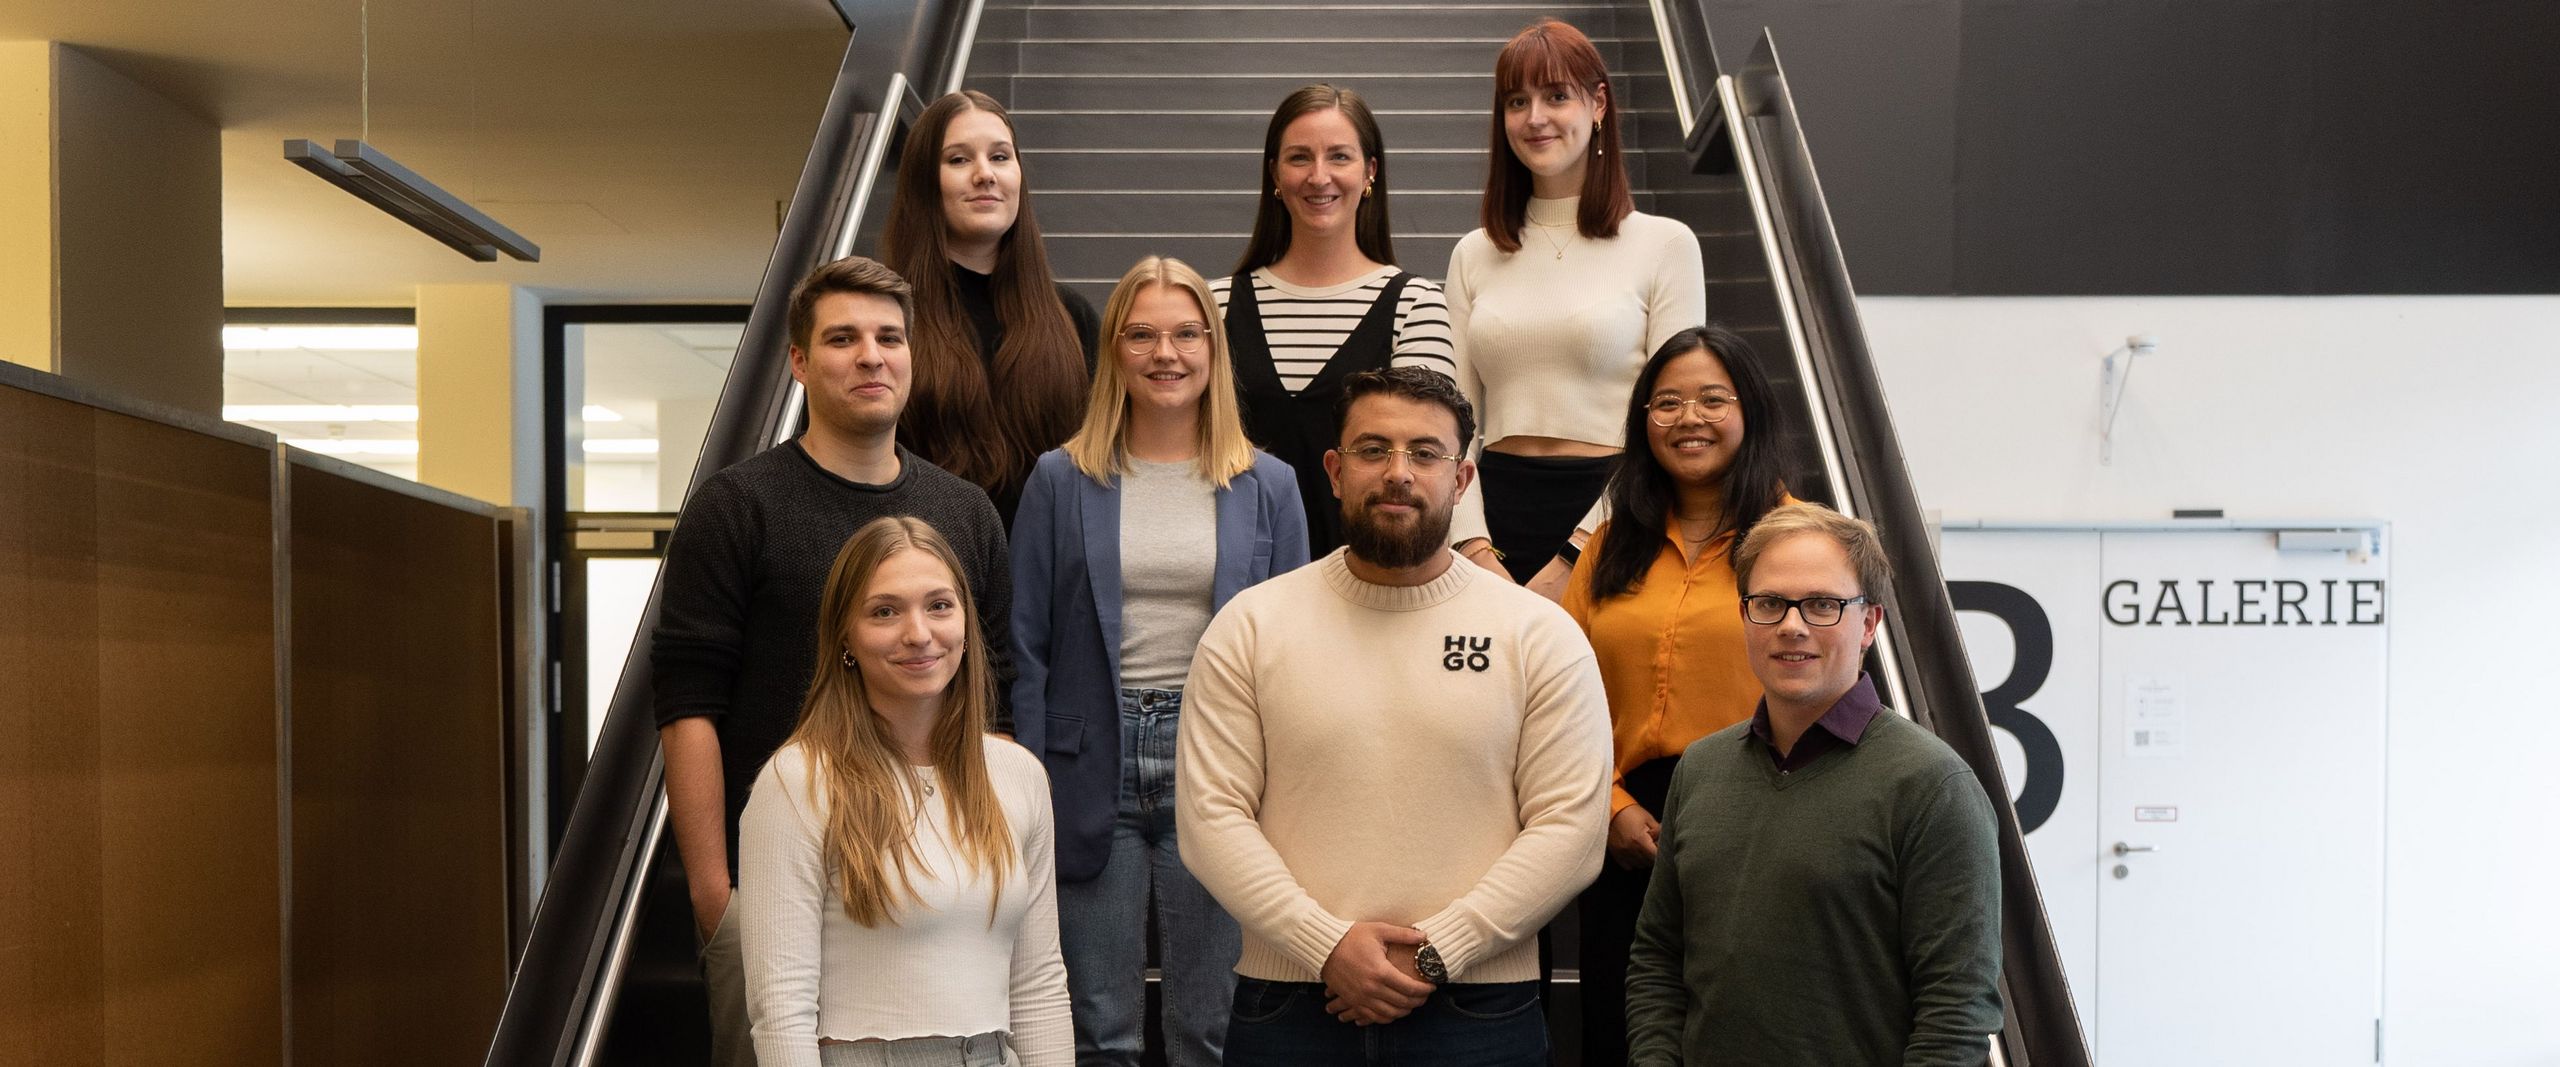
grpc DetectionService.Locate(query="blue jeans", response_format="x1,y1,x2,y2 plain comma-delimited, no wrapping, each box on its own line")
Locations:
1055,688,1240,1067
1221,978,1549,1066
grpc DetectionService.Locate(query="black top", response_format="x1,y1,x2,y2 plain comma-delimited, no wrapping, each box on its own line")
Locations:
1223,270,1413,558
948,265,1100,523
651,441,1014,879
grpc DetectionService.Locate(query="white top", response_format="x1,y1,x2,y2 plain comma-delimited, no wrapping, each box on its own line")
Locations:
1117,457,1218,690
1175,550,1612,984
738,737,1072,1067
1210,265,1456,391
1442,195,1707,545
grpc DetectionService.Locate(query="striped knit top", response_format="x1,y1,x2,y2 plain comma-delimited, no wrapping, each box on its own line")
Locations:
1210,265,1455,391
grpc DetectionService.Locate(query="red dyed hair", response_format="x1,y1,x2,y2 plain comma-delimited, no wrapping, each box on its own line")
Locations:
1480,18,1633,253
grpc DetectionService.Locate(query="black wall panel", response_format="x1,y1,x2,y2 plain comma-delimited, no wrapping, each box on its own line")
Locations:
1702,0,2560,295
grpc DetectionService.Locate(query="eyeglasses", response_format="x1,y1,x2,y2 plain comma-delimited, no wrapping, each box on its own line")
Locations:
1647,393,1738,427
1336,444,1453,471
1740,594,1871,627
1120,323,1208,356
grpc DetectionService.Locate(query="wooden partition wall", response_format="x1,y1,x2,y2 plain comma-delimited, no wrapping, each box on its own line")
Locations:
0,366,531,1066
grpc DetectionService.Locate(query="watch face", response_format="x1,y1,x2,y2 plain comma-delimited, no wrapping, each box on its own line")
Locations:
1416,944,1447,983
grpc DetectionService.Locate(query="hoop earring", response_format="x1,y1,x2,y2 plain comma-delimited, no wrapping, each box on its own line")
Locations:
840,648,856,670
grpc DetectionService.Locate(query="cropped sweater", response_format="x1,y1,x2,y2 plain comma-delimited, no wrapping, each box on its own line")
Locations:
1442,196,1705,546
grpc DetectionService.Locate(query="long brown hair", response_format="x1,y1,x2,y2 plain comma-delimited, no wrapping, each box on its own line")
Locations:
1066,257,1258,487
1479,18,1633,253
1234,84,1398,274
883,90,1088,505
781,515,1014,927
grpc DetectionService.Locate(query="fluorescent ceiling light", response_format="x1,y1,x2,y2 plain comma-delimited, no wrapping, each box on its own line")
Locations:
582,405,624,423
284,139,541,262
227,404,420,423
583,439,660,455
224,325,419,351
286,438,421,456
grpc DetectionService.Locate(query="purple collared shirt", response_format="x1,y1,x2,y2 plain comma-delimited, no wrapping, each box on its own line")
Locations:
1748,673,1885,772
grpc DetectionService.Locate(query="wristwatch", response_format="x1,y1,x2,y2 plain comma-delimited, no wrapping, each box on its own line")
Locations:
1414,942,1448,985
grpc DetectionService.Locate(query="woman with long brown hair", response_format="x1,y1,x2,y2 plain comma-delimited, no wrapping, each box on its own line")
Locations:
1444,18,1707,599
737,515,1071,1067
1212,84,1454,556
883,90,1099,525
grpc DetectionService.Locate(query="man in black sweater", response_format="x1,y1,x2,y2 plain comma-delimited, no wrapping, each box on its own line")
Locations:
652,255,1013,1066
1625,502,2002,1066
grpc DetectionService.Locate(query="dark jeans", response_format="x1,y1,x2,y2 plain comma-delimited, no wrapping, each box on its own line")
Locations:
1222,978,1548,1067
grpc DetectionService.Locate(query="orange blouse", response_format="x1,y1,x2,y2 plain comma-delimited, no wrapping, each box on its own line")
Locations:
1562,518,1765,819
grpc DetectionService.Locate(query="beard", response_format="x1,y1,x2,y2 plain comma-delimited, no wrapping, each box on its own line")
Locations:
1340,487,1453,570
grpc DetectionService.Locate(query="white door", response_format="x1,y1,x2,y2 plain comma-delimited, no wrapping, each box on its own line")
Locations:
2092,530,2386,1064
1940,525,2388,1064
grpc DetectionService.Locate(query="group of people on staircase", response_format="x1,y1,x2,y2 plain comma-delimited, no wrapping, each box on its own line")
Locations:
650,16,2003,1067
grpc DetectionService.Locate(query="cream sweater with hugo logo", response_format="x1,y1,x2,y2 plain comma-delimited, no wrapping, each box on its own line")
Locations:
1175,549,1613,984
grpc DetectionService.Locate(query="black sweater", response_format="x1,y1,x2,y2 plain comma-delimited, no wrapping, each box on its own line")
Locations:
651,441,1013,877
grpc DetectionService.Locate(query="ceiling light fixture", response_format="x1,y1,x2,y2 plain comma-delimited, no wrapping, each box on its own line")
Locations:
227,404,420,423
283,0,535,262
285,139,540,262
582,405,624,423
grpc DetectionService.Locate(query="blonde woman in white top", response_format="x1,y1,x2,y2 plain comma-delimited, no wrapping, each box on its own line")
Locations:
738,515,1072,1067
1444,17,1707,599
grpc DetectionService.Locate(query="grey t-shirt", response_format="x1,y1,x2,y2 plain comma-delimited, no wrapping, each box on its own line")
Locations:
1117,457,1217,690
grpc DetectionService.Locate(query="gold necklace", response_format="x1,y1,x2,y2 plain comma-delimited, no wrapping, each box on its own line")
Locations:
1528,219,1572,260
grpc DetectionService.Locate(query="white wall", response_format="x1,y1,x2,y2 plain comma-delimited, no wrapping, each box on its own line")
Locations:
1859,296,2560,1066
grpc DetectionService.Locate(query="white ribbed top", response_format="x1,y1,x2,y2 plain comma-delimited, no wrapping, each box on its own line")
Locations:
1443,196,1707,544
738,737,1072,1067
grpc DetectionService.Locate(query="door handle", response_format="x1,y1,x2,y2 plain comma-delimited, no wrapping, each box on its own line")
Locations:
2112,842,2159,856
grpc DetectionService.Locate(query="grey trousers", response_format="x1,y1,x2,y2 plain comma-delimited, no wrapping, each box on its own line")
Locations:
817,1033,1015,1067
701,896,757,1067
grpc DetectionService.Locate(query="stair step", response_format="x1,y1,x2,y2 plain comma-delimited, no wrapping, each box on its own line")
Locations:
1020,4,1624,40
1011,108,1664,153
977,71,1674,113
1037,188,1483,235
1013,38,1648,76
1026,147,1492,191
1051,234,1465,286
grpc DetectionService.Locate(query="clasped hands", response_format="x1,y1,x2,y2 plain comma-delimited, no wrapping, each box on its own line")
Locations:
1320,921,1438,1026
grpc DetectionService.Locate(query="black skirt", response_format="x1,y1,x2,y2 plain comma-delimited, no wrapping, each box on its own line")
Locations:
1476,450,1614,583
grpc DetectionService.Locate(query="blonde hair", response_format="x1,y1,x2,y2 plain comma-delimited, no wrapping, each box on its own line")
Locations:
782,515,1014,927
1063,256,1257,487
1733,501,1895,604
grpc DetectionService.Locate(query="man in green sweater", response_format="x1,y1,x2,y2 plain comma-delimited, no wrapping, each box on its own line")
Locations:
1624,502,2002,1066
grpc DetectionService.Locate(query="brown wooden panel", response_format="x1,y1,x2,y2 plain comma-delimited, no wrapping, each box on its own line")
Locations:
287,464,510,1066
0,384,283,1067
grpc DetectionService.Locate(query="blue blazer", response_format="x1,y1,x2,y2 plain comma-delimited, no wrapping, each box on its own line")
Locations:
1008,447,1310,882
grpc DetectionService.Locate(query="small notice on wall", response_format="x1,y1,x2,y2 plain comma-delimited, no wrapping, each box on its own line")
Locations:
2127,676,2185,759
2135,805,2179,822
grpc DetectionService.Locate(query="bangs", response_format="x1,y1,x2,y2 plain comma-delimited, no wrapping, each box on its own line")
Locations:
1494,21,1604,95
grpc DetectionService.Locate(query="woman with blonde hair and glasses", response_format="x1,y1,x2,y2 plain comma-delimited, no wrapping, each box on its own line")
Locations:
1009,256,1310,1066
1445,17,1707,599
737,515,1071,1067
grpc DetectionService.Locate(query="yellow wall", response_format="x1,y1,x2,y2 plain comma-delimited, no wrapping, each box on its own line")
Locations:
416,284,540,507
0,42,55,374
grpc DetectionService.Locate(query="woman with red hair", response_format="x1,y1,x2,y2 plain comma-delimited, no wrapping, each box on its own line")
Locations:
1444,18,1707,601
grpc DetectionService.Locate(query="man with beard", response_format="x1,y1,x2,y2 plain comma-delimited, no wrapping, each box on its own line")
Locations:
652,255,1016,1066
1175,366,1610,1065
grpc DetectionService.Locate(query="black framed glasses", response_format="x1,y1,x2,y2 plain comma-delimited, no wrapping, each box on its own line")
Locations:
1647,392,1738,427
1336,444,1453,471
1740,594,1871,626
1120,322,1209,356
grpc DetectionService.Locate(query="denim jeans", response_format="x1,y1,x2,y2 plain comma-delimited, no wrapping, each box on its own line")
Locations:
1055,688,1240,1067
1220,978,1549,1067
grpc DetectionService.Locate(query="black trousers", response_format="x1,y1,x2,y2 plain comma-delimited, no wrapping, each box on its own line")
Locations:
1476,451,1614,584
1577,756,1679,1067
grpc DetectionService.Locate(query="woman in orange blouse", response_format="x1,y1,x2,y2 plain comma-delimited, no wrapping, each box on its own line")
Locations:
1559,323,1792,1067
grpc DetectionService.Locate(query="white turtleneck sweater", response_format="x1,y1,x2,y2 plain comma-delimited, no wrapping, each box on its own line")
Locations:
1441,195,1707,546
1175,548,1611,984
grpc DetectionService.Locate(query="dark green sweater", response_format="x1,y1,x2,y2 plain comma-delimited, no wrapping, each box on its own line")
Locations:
1624,709,2003,1066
